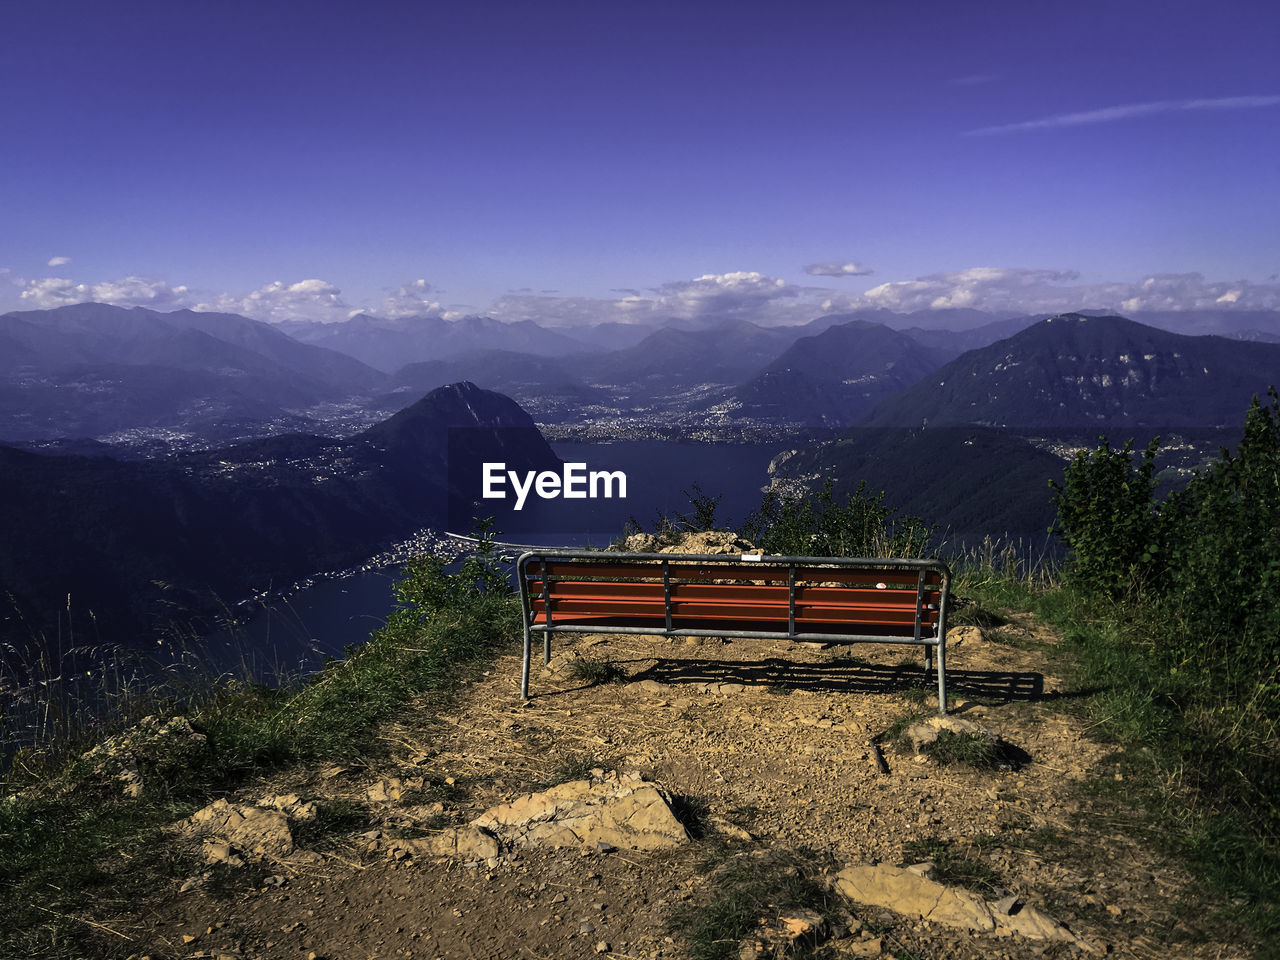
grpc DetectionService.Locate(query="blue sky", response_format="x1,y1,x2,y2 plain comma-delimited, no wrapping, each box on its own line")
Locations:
2,0,1278,326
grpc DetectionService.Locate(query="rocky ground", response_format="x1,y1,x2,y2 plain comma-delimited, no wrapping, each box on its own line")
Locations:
120,592,1251,960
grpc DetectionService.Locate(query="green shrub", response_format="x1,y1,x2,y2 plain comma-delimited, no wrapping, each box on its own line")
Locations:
1049,396,1280,822
739,479,932,558
1159,391,1280,681
678,482,724,532
920,729,1001,769
1049,436,1160,598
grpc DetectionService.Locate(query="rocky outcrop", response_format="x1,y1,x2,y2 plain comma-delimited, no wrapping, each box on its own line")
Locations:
423,770,690,861
835,862,1101,951
614,530,758,555
836,862,996,932
176,794,316,866
413,825,503,861
945,624,987,647
81,715,208,799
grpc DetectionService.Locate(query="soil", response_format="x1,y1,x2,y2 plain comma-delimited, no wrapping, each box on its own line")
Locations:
123,607,1252,960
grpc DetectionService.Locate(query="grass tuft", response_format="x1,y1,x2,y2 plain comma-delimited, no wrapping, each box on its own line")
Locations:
919,730,1001,769
673,847,837,960
901,836,1003,896
566,657,627,687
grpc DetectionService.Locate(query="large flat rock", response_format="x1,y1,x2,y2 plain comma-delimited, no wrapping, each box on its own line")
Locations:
474,770,691,851
836,863,995,932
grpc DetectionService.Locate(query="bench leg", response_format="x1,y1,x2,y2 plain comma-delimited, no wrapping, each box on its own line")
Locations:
522,623,532,700
936,639,948,715
544,631,551,666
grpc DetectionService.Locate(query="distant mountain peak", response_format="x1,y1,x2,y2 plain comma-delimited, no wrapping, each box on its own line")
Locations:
358,381,542,448
867,313,1280,429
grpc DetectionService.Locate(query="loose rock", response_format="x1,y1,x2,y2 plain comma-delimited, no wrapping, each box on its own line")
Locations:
469,770,690,853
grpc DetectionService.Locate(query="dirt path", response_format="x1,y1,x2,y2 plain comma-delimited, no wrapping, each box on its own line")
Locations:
129,608,1249,960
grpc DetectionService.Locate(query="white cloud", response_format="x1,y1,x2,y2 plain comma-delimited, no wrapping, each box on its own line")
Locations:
860,267,1080,312
492,271,820,329
47,256,71,267
852,267,1280,314
11,266,1279,330
197,278,351,324
657,271,795,316
631,271,813,326
18,275,191,310
379,278,445,319
967,94,1280,136
804,261,873,278
490,292,621,327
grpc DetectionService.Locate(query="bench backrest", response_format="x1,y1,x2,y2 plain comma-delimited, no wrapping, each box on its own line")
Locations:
517,550,949,644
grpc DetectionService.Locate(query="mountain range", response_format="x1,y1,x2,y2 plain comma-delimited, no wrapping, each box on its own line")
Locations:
0,303,381,443
4,303,1280,448
866,313,1280,428
277,313,599,372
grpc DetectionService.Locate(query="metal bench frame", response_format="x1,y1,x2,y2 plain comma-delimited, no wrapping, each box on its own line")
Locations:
517,550,952,713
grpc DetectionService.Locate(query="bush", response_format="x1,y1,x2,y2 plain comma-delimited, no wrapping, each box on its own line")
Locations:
1159,391,1280,680
739,479,932,558
1045,394,1280,929
1049,436,1160,598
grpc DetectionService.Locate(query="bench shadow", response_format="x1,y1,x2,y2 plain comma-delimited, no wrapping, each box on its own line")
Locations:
625,655,1051,704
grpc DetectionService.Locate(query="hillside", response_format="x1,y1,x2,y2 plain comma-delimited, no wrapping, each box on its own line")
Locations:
383,350,610,421
898,314,1044,354
281,313,596,372
769,427,1069,543
0,303,384,442
729,320,955,427
582,320,799,395
867,313,1280,428
0,302,380,388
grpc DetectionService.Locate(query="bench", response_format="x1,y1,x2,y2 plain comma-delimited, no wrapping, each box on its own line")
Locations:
516,549,953,713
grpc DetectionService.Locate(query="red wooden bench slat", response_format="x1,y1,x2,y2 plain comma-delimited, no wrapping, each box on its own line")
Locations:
527,581,940,610
532,598,933,618
531,599,936,626
529,616,942,640
534,562,940,587
527,579,940,598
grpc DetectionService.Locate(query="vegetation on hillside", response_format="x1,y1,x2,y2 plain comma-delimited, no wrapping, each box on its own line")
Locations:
740,479,933,558
1004,390,1280,946
1049,391,1280,826
0,521,518,959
